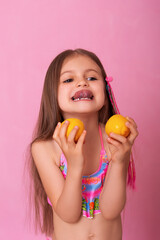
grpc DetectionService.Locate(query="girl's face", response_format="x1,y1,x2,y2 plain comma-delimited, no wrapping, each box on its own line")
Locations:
58,54,107,119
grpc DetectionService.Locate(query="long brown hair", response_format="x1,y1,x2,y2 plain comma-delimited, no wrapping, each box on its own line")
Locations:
26,49,116,236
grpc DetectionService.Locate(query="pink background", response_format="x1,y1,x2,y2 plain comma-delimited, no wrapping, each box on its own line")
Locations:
0,0,160,239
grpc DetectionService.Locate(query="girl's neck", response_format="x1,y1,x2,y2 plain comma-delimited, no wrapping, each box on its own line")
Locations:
79,114,102,156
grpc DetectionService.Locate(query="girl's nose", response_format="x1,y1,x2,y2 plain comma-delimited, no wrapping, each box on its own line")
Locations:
76,78,89,87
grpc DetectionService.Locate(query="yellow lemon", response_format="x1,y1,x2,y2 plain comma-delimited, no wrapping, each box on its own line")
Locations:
105,114,130,137
62,118,84,142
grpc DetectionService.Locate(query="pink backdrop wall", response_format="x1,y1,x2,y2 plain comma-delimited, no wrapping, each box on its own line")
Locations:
0,0,160,239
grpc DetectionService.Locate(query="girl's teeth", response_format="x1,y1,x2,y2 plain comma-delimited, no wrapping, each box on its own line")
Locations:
74,97,92,101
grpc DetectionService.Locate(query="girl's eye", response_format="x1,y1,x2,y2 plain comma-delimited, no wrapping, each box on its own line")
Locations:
63,79,73,83
87,77,97,81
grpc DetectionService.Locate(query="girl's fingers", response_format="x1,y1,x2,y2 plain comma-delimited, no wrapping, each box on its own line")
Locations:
67,126,79,143
76,130,87,148
58,121,69,144
126,117,138,129
107,136,122,148
109,132,128,144
52,122,62,146
126,121,139,144
53,121,69,146
52,122,61,139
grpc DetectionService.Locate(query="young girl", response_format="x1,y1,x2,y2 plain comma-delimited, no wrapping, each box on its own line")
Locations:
28,48,138,240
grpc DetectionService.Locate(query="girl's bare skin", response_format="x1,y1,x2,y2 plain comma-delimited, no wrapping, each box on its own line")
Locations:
32,54,138,240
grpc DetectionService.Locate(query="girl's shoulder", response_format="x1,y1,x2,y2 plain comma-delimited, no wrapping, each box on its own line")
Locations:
31,138,62,167
31,139,65,208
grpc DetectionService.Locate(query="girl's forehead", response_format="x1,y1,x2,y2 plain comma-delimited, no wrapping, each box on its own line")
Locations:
61,54,101,73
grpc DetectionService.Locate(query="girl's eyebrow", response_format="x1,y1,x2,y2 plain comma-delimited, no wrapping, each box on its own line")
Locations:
60,69,100,76
85,69,100,74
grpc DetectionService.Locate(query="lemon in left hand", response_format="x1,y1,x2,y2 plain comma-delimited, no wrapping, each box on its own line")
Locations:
105,114,130,137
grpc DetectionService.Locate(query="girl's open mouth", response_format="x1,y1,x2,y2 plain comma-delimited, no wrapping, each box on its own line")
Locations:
71,90,94,101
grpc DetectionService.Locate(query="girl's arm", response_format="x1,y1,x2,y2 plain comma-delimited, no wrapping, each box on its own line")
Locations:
99,117,138,220
99,156,128,220
32,121,86,223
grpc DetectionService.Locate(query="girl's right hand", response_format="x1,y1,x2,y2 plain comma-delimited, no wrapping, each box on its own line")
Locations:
53,121,86,171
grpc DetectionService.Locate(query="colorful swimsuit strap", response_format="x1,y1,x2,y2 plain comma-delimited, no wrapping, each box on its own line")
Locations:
98,125,105,152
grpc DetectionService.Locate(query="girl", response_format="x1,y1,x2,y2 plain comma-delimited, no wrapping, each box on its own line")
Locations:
28,49,138,240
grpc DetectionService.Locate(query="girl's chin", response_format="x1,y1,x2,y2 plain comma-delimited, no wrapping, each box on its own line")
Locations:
62,110,100,118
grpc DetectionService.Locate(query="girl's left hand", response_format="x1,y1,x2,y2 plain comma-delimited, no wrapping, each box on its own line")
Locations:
107,117,138,165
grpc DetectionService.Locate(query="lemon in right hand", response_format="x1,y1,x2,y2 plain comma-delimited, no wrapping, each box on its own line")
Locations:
61,118,84,142
105,114,130,137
